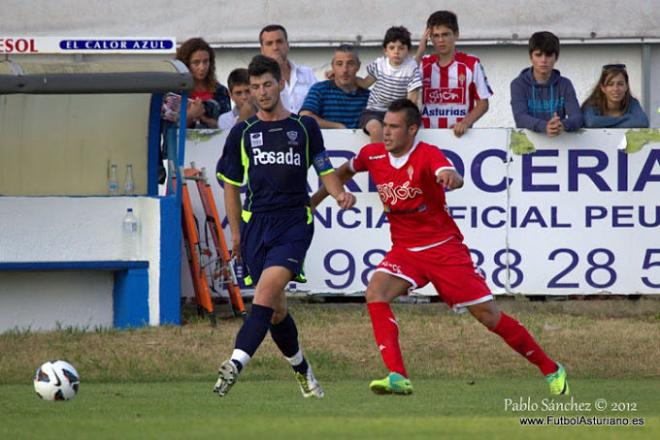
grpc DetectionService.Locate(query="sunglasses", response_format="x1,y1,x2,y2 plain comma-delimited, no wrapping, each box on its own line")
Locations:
602,63,626,70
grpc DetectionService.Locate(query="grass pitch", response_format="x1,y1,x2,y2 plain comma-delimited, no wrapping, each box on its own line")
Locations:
1,379,658,439
1,298,659,438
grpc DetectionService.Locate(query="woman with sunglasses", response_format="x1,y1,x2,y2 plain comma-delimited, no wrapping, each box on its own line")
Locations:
581,64,649,128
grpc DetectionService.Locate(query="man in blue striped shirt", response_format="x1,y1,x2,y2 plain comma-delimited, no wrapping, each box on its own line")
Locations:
300,45,369,129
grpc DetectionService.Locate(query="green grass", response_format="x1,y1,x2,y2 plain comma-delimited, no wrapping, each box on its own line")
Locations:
1,300,659,438
1,379,658,439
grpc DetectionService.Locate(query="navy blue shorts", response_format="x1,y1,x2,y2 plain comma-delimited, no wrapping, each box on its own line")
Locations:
240,207,313,285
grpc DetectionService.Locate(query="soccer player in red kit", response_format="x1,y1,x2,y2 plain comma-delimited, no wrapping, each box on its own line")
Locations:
311,99,569,396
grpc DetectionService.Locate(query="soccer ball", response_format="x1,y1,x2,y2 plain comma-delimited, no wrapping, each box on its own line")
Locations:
33,360,80,401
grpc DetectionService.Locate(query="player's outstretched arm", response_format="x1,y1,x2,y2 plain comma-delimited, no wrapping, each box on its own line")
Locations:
311,162,356,210
223,183,243,260
436,168,464,190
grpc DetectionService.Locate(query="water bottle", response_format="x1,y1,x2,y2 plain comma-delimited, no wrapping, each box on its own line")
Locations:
122,208,139,259
108,164,119,195
124,164,135,195
122,208,138,233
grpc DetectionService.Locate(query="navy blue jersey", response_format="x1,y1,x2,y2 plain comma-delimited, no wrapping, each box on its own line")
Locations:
217,114,333,213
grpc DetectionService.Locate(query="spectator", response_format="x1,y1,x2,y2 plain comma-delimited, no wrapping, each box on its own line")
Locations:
356,26,422,143
259,24,317,114
218,68,256,131
177,37,231,129
415,10,492,137
581,64,649,128
300,45,370,129
510,31,583,136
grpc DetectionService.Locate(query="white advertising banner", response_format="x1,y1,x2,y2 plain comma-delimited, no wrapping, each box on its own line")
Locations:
507,130,659,294
0,37,175,54
183,128,659,296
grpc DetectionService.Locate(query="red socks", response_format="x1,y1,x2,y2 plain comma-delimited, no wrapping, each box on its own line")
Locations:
367,302,408,377
491,312,557,376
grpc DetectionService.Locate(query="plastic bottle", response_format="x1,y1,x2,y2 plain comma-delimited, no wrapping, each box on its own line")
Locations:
122,208,138,233
108,164,119,195
124,164,135,195
122,208,139,260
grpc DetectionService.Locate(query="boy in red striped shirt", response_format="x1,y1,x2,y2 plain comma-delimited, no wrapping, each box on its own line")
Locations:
415,10,492,137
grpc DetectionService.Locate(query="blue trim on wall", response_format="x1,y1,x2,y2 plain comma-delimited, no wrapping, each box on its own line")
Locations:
113,268,150,328
0,261,148,271
159,195,181,325
147,93,163,196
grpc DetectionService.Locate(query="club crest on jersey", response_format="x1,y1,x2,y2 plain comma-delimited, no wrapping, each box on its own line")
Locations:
458,73,466,85
376,181,423,205
250,132,263,147
407,165,414,181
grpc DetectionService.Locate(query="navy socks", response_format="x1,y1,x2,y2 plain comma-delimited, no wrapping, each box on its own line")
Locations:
232,304,274,371
270,313,309,374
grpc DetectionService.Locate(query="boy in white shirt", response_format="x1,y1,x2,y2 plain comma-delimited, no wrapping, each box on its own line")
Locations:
358,26,422,143
218,68,256,131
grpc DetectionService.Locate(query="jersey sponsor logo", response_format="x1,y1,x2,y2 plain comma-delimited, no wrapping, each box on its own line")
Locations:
252,147,302,166
250,132,263,147
376,181,423,206
369,154,386,160
422,106,468,117
424,87,464,104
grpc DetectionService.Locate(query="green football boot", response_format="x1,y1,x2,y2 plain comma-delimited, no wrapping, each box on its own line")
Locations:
546,363,570,395
369,372,413,395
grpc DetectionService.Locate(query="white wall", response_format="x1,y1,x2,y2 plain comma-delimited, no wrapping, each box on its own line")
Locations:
0,196,163,330
2,0,659,43
0,271,113,331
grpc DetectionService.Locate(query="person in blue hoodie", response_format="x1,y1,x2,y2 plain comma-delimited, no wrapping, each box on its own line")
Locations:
510,31,583,136
581,64,649,128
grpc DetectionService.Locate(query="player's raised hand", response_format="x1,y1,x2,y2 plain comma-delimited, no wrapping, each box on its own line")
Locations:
436,169,464,190
335,191,356,209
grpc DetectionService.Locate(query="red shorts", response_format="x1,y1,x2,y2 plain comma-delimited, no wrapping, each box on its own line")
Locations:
376,238,492,312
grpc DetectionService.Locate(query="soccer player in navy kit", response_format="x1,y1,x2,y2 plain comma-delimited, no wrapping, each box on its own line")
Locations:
214,55,356,398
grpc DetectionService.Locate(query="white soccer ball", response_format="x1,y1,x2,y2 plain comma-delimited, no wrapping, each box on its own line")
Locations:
33,360,80,401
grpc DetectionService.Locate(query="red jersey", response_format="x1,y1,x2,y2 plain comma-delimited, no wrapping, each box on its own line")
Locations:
421,52,493,129
351,141,463,249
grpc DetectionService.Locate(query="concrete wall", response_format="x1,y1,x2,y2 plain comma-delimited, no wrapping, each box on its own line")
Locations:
0,271,113,331
2,0,659,43
0,197,163,331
